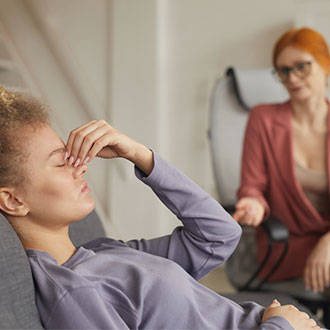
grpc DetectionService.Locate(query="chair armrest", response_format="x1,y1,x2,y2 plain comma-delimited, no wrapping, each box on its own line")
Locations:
261,215,289,243
223,207,290,291
224,204,289,244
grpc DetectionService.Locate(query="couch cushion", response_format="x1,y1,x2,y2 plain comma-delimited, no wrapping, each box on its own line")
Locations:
0,210,105,329
0,212,43,329
69,209,106,247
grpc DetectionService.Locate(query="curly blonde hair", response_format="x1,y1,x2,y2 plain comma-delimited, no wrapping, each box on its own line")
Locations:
0,86,50,188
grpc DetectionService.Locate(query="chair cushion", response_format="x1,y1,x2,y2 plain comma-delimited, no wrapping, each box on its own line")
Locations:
0,212,43,329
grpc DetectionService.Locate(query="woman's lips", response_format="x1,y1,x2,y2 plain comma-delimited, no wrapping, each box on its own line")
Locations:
289,86,303,93
81,182,90,193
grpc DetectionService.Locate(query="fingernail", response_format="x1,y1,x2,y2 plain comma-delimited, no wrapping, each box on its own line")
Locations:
84,156,89,164
65,152,69,160
74,158,80,167
69,156,75,166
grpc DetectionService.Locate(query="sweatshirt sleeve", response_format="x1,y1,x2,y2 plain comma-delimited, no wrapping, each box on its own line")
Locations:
125,152,242,280
259,316,293,330
237,106,271,219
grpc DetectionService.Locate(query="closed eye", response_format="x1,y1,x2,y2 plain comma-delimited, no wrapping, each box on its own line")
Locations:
57,164,66,167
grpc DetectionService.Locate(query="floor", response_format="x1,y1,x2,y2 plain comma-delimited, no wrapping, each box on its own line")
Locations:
198,264,236,294
199,265,326,326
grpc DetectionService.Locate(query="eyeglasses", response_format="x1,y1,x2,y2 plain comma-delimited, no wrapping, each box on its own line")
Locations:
272,61,312,82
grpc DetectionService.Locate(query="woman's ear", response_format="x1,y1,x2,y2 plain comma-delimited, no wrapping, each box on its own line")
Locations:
0,187,29,216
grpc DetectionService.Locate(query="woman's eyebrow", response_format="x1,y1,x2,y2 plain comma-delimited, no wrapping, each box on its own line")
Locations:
48,147,66,159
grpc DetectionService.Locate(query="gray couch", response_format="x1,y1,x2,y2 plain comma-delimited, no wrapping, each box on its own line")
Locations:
0,210,106,330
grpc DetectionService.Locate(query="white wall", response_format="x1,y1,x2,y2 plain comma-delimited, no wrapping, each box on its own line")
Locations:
1,0,330,240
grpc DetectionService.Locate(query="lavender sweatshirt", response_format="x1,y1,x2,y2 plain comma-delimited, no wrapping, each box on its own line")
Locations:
27,153,292,330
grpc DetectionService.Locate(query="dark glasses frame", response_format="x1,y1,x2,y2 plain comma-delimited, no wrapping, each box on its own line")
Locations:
272,61,312,82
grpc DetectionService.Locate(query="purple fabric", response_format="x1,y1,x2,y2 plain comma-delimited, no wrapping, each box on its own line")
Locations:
26,153,292,330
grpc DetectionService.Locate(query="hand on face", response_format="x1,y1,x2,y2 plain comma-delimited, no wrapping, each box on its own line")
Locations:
304,233,330,293
262,299,320,329
65,120,139,166
65,120,154,175
232,197,265,226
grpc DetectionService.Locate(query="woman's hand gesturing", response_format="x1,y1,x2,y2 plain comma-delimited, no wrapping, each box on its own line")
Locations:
65,120,154,175
232,197,265,226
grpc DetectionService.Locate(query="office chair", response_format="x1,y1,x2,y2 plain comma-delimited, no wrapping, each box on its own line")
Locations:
208,67,330,327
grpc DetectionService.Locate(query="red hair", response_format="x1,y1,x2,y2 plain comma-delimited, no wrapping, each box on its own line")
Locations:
273,27,330,74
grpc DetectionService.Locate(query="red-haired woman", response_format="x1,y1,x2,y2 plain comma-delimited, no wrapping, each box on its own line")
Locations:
233,27,330,294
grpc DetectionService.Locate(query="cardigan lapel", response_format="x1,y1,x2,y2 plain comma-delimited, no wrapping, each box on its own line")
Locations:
271,101,330,225
271,102,296,188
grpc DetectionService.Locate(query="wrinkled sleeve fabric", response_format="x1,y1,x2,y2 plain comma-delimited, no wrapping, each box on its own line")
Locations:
46,287,133,330
124,152,242,280
259,317,293,330
237,106,271,219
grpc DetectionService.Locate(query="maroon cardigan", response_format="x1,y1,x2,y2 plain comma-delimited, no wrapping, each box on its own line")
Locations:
238,101,330,281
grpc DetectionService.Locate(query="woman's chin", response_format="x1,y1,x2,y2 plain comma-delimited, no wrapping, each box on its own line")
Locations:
84,197,96,216
289,89,311,102
70,198,96,223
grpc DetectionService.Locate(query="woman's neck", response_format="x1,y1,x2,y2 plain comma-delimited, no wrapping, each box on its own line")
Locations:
291,96,328,133
9,217,77,265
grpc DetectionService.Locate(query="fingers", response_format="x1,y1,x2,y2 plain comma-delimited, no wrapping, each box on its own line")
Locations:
300,312,310,319
66,120,97,159
66,120,112,165
242,209,260,226
307,317,319,329
239,214,257,226
317,265,324,293
305,259,329,293
73,125,109,165
232,209,246,222
286,304,299,312
263,302,321,329
232,209,254,225
311,263,320,292
324,262,330,288
315,263,327,292
233,199,253,224
268,299,281,308
235,207,259,226
235,199,250,209
233,198,265,227
87,133,118,162
299,313,319,329
304,264,311,291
